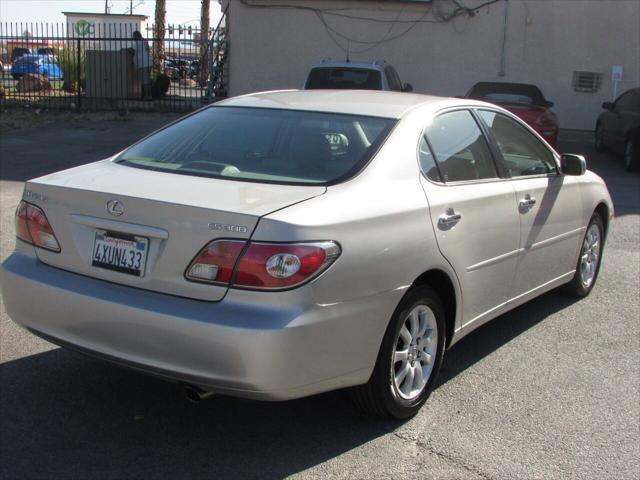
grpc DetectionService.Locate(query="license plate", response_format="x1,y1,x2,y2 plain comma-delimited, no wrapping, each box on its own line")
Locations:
92,230,148,276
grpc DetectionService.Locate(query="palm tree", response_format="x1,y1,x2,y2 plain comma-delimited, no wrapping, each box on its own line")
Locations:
153,0,166,74
199,0,210,88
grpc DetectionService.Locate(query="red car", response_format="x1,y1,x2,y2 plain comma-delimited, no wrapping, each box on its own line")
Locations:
465,82,559,148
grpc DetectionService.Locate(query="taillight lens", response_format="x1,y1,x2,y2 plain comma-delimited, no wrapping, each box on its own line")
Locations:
185,240,341,290
234,242,340,289
185,240,247,284
15,200,61,252
535,110,557,127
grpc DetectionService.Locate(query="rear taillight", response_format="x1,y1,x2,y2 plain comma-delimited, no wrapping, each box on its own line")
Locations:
15,200,61,252
234,242,340,289
185,239,246,284
185,240,340,290
535,110,557,127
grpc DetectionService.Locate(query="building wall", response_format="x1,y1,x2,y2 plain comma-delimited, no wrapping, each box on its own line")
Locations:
221,0,640,130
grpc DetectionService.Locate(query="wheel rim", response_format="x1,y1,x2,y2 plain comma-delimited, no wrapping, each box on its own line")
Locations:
624,140,633,168
580,224,601,288
392,305,438,401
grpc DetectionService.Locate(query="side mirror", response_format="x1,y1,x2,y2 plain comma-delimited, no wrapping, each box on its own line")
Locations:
402,83,413,93
561,154,586,176
602,101,614,111
545,100,554,108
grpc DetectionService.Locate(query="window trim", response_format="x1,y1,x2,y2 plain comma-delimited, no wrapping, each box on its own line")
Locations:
473,107,561,178
416,107,506,186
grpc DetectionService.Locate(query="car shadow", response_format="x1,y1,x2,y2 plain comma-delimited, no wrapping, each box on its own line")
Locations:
1,289,578,480
438,289,576,385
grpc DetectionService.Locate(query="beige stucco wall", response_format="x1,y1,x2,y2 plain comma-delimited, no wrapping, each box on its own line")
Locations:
221,0,640,130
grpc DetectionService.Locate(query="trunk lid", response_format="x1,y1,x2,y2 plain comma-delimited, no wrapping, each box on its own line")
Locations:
498,102,547,125
26,159,325,301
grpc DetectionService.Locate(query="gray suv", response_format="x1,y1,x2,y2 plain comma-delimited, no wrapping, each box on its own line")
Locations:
305,59,413,92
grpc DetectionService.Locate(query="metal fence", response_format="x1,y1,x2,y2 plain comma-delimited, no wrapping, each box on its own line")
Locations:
0,14,228,112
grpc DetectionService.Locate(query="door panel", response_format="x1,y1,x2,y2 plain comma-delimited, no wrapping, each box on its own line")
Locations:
420,109,520,327
421,178,521,325
510,175,583,297
609,91,637,151
475,109,583,299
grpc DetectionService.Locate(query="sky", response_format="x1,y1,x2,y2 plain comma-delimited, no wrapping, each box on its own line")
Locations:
0,0,222,25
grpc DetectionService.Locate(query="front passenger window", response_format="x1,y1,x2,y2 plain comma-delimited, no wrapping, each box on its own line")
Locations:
425,110,498,183
478,110,557,177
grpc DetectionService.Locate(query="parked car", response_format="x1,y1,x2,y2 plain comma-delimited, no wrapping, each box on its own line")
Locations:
305,59,413,92
10,47,31,63
10,54,63,80
36,47,56,56
1,91,613,419
465,82,559,148
595,87,640,171
164,58,193,80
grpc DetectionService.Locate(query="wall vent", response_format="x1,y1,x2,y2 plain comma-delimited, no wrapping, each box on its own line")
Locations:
572,71,602,93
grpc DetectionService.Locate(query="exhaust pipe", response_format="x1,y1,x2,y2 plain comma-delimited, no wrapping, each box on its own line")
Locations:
184,385,215,403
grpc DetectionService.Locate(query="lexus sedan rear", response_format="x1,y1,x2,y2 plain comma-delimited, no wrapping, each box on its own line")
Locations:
1,90,613,418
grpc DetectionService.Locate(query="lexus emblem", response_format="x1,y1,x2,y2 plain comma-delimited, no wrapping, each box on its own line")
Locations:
106,199,125,217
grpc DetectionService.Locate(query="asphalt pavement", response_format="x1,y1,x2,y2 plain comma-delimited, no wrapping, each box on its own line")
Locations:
0,113,638,480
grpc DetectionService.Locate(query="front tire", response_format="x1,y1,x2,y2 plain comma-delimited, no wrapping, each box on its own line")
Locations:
624,136,639,171
594,123,606,152
564,213,604,297
350,286,446,419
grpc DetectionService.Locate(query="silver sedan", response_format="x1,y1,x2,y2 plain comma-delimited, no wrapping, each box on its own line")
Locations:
0,90,613,418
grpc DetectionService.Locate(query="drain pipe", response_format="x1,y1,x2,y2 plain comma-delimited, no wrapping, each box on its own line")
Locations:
498,0,509,77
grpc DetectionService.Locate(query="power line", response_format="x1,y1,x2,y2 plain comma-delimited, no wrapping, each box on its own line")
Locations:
238,0,502,55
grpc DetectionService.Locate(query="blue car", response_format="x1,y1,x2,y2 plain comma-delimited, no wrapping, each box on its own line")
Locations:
11,54,63,80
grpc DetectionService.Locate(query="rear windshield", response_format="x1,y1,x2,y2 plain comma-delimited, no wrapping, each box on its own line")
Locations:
306,67,383,90
468,83,546,106
117,107,396,185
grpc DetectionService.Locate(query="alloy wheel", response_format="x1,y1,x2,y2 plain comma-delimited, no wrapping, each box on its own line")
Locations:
580,223,601,288
392,305,438,401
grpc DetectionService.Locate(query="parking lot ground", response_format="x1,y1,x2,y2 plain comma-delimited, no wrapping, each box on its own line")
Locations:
0,115,638,480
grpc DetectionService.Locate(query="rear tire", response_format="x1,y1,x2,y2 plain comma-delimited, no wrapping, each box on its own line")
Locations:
624,136,639,171
350,285,446,419
564,213,604,297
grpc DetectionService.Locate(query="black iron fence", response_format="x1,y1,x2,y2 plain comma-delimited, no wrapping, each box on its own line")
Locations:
0,14,228,112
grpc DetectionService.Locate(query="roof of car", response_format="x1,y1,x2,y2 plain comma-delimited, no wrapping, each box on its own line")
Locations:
309,60,388,71
216,90,454,119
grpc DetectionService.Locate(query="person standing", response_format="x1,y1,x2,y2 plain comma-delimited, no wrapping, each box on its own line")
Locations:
131,30,152,99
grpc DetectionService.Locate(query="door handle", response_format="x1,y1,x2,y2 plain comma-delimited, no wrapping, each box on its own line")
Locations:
439,209,462,227
519,195,537,209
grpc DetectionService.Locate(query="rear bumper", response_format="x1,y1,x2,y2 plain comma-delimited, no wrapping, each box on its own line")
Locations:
1,251,399,400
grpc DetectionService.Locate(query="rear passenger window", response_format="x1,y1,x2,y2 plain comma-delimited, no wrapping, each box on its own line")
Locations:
425,110,498,182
